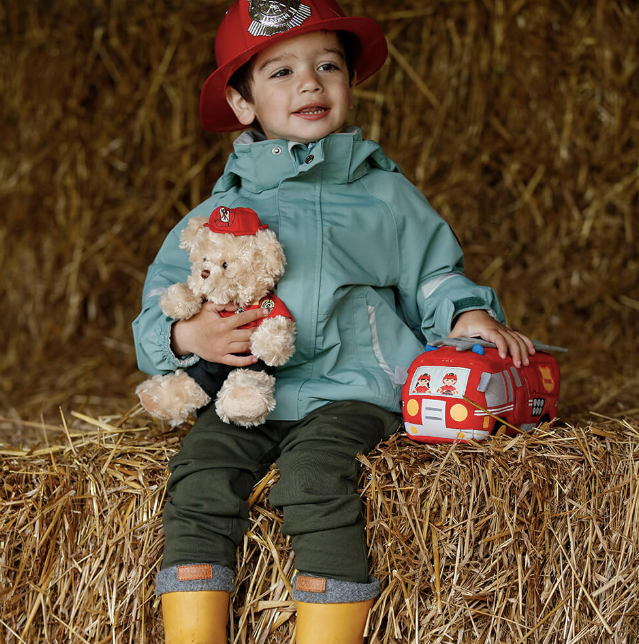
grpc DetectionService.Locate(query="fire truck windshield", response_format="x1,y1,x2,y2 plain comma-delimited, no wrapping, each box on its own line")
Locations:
409,366,471,399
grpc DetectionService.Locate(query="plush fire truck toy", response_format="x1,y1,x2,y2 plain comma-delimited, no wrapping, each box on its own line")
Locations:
402,337,565,444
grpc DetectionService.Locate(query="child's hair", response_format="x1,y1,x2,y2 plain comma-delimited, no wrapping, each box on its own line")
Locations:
228,30,359,104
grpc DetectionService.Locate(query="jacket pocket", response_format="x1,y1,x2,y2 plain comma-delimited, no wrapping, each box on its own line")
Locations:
315,295,391,404
358,289,425,395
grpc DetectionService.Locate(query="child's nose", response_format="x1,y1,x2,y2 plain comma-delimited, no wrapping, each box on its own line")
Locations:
298,69,321,93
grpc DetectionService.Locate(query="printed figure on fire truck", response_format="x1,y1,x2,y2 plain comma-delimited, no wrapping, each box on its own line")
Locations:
437,373,459,396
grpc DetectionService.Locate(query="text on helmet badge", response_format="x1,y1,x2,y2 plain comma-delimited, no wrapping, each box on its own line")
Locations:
247,0,312,37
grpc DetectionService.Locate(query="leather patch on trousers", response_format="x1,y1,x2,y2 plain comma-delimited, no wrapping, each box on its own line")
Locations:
296,576,327,593
177,564,213,582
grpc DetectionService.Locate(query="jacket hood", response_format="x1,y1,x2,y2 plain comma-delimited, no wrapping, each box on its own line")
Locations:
212,127,401,194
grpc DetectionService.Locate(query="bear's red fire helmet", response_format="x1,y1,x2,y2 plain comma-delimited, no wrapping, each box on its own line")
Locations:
205,206,270,236
199,0,388,132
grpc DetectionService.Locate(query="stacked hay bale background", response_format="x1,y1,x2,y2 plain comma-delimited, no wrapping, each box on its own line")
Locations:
1,0,637,642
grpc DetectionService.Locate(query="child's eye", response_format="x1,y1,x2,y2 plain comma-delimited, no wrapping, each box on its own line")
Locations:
318,62,339,72
271,68,292,78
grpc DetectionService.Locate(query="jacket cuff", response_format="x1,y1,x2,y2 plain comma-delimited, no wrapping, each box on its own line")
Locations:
452,297,493,315
158,319,200,369
451,298,501,324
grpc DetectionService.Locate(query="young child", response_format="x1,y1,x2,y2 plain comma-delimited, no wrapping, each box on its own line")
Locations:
133,1,534,641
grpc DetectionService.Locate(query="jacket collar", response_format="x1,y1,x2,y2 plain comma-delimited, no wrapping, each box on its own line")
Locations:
213,127,399,193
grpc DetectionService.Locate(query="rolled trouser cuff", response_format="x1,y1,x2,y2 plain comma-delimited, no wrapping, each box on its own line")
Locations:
156,564,234,596
292,574,380,604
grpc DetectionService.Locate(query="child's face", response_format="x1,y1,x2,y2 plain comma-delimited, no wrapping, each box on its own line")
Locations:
226,30,354,144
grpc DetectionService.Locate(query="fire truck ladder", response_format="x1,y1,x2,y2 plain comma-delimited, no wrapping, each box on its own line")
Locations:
429,337,567,353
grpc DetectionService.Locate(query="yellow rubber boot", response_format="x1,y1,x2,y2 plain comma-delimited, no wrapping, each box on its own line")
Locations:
295,599,374,644
162,590,230,644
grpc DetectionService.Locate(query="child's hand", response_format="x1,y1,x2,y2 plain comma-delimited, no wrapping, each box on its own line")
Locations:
448,309,535,368
171,302,267,366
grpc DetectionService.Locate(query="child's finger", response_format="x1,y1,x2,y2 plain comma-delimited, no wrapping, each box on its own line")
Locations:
491,331,509,361
220,353,259,367
515,333,533,365
503,330,529,368
517,332,536,355
505,337,522,367
230,307,268,328
227,338,253,354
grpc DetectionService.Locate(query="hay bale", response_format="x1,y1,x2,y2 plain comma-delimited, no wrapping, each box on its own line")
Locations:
1,412,638,642
1,0,638,429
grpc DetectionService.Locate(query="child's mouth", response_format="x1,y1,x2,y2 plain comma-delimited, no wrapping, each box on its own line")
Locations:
295,105,329,119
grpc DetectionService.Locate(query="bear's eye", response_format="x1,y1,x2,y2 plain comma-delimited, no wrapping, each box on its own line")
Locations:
203,257,208,262
222,262,228,270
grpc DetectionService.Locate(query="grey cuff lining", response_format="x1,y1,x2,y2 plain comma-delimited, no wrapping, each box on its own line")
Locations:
452,297,491,315
292,574,380,604
155,564,234,596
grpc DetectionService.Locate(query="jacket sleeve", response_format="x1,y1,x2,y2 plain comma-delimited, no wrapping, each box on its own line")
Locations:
386,174,506,343
132,222,200,375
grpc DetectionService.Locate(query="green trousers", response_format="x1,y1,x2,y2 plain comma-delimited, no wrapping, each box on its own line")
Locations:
161,400,400,584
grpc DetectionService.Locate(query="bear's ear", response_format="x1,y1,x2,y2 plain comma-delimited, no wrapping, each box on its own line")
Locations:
179,217,208,252
253,229,286,278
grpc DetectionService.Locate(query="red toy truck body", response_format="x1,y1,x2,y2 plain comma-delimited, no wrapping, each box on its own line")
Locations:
402,342,560,444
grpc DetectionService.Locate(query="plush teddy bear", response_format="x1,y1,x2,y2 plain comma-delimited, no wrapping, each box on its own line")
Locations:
136,206,296,427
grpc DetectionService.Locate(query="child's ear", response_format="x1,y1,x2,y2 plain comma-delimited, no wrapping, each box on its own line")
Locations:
226,86,257,126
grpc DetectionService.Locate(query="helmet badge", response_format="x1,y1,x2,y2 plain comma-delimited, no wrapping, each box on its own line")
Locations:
247,0,312,37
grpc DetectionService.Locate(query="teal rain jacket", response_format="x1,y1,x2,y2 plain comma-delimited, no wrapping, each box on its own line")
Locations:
132,129,505,420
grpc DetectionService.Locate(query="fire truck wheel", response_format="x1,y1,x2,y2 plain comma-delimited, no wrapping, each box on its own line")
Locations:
537,414,552,427
490,417,508,436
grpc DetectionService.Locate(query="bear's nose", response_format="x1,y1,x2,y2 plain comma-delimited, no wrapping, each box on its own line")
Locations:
201,269,211,279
